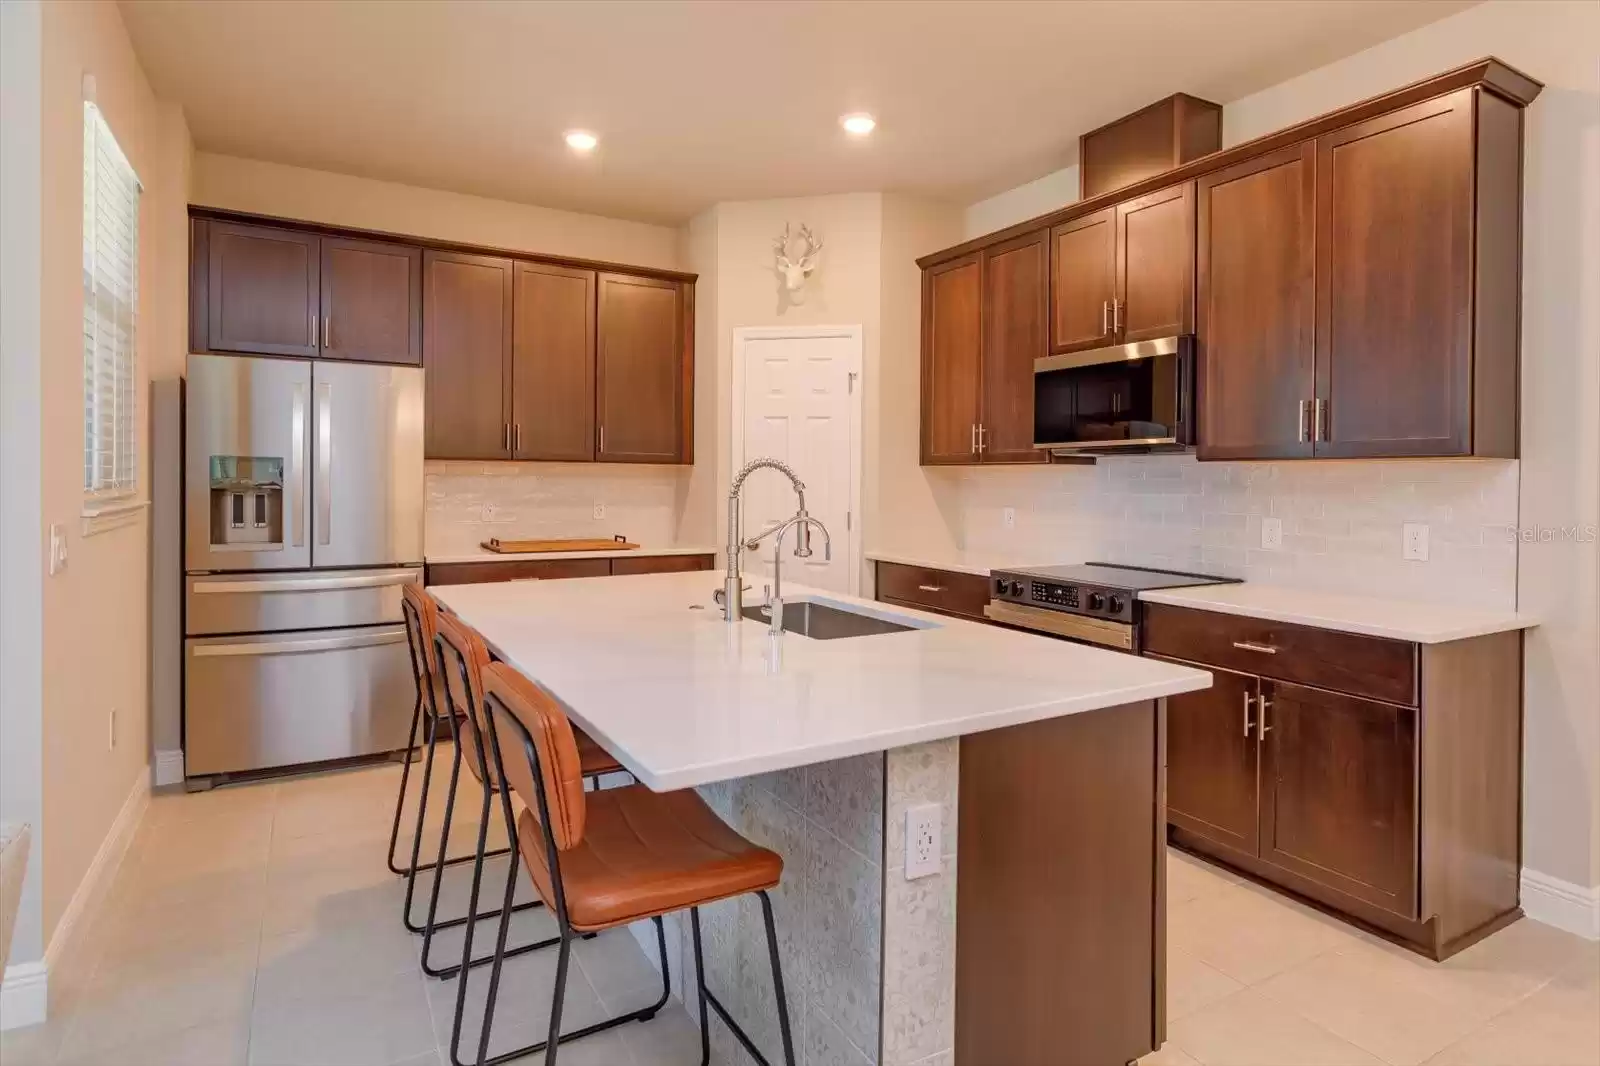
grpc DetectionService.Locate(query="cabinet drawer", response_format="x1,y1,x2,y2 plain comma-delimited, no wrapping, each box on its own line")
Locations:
875,562,990,620
611,554,714,576
425,558,611,586
1142,603,1417,706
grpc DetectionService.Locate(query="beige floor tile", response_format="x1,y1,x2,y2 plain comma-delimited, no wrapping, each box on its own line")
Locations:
573,925,671,1013
254,919,425,1009
1423,975,1600,1066
249,968,436,1066
0,1018,66,1066
423,942,608,1060
56,1015,250,1066
1168,880,1351,985
89,873,267,975
144,781,279,829
1142,1042,1201,1065
1169,987,1387,1066
624,1003,703,1066
1167,848,1243,905
1168,948,1245,1021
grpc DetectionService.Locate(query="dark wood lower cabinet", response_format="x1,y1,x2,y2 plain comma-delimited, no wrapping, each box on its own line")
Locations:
956,700,1162,1066
425,553,712,586
1154,607,1524,960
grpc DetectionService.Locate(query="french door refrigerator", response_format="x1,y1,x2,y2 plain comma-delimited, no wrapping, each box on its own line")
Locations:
183,354,425,781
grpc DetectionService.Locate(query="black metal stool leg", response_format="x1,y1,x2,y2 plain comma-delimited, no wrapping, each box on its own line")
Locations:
759,890,797,1066
386,690,427,876
688,893,797,1066
691,906,711,1066
543,936,575,1066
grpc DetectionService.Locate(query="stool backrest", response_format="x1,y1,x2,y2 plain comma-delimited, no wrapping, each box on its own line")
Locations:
401,583,442,716
433,610,491,758
482,661,587,851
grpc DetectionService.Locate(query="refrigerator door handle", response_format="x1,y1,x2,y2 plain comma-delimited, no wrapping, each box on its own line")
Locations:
316,381,332,545
290,382,307,547
191,570,418,595
191,629,407,658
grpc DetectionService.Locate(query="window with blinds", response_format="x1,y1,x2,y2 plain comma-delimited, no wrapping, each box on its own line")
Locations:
82,100,141,501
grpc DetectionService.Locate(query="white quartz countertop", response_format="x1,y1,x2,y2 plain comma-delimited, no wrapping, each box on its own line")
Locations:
432,572,1212,790
1137,583,1537,644
426,545,717,565
864,549,1012,578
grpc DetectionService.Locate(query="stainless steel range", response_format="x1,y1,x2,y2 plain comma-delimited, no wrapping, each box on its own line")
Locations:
984,562,1239,652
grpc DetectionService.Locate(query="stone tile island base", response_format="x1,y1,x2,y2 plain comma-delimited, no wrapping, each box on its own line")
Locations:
630,699,1164,1066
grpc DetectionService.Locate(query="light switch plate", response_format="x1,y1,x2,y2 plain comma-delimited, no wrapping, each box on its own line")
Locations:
904,803,941,880
481,502,497,522
1403,523,1430,561
593,502,606,520
1002,507,1016,530
48,524,67,575
1260,516,1283,550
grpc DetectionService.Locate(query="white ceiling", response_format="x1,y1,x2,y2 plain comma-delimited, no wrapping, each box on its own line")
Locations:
120,0,1476,224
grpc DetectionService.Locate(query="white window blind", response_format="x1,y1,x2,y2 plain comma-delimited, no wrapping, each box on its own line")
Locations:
82,100,140,500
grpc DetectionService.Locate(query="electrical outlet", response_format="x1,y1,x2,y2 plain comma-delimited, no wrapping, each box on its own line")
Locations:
592,502,606,520
49,524,67,575
108,708,116,751
481,502,497,522
1002,507,1016,530
1403,522,1430,561
904,803,941,880
1260,516,1284,550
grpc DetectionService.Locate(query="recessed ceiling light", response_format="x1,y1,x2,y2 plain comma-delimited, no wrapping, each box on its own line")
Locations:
564,130,599,153
840,113,876,136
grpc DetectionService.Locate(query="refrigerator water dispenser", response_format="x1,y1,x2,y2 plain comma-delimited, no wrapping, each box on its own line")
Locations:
207,455,284,550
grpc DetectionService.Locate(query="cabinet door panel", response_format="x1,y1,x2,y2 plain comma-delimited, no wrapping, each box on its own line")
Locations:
1153,657,1259,855
513,263,595,461
1118,182,1194,343
423,251,513,460
921,256,982,464
596,273,683,462
1315,91,1474,457
1196,143,1316,460
1050,208,1117,354
980,231,1049,464
206,222,319,357
320,237,422,364
1260,681,1417,918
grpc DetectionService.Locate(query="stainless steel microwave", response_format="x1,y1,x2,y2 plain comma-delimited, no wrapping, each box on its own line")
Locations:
1032,335,1194,454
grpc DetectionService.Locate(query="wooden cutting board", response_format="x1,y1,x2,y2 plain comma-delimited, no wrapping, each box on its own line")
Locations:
480,537,640,554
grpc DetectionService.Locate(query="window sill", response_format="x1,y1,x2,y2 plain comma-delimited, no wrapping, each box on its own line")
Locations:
81,498,148,537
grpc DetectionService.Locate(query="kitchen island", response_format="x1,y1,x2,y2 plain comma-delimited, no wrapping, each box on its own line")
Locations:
432,572,1212,1066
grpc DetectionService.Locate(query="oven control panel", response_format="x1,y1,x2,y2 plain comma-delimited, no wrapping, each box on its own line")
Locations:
989,572,1134,623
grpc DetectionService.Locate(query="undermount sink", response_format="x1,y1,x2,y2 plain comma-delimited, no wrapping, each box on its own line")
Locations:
740,600,918,639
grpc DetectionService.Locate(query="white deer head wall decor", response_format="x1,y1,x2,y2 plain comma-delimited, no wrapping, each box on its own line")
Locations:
773,223,823,309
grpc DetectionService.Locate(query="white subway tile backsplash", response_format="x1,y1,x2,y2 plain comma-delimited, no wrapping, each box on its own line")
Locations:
424,461,691,555
952,455,1518,610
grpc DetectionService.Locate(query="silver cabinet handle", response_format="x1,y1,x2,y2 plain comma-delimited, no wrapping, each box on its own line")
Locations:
323,315,331,349
315,381,331,545
192,628,407,658
1102,300,1111,336
970,423,978,455
1243,691,1255,737
1313,398,1327,443
1297,399,1310,443
290,382,306,547
514,423,522,452
1257,695,1273,740
917,584,946,593
598,425,605,455
977,424,987,453
310,313,318,348
193,570,418,594
1232,640,1278,654
1113,299,1123,333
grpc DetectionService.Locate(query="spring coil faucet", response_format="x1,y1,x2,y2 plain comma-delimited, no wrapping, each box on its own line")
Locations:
720,458,831,626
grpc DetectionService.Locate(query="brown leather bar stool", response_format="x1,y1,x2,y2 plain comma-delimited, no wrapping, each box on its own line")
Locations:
451,660,794,1066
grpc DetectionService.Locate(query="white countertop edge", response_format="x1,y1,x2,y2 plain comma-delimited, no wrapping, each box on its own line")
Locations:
864,549,997,578
1137,585,1537,644
605,671,1212,792
426,545,718,565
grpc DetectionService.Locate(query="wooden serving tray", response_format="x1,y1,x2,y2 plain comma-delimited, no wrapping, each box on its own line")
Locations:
480,537,639,554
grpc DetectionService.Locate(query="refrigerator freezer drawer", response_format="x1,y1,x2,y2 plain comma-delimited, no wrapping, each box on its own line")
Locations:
184,625,414,776
185,567,420,635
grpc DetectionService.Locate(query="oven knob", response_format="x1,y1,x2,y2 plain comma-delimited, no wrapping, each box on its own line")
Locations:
1107,595,1126,615
994,577,1008,595
1086,591,1105,611
1008,580,1024,596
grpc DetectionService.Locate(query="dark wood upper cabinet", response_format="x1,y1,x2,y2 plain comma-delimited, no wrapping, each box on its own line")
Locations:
512,262,595,461
1196,144,1317,460
1049,208,1117,354
1258,680,1418,919
980,231,1049,464
319,236,422,365
204,222,320,357
1080,92,1222,200
1117,183,1194,343
596,273,686,463
423,250,513,460
1156,659,1261,857
921,255,983,464
1313,89,1486,458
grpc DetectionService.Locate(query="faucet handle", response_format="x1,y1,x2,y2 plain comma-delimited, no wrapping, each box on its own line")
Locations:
762,583,772,607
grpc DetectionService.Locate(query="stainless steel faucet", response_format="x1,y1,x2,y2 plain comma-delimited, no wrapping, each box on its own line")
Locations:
720,457,830,624
745,512,832,636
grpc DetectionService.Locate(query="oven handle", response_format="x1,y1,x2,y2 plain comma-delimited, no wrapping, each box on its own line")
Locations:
983,599,1134,651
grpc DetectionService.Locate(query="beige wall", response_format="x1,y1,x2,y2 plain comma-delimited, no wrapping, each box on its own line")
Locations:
37,0,192,945
191,152,683,272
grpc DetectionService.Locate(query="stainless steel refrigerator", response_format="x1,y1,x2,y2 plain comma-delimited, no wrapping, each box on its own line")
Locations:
183,353,425,781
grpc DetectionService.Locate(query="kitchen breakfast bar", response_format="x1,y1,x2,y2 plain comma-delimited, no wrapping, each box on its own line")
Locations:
431,571,1212,1066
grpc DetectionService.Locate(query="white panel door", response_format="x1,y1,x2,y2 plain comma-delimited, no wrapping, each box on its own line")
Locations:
737,330,859,594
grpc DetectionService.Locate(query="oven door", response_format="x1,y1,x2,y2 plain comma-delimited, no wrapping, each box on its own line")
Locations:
984,599,1136,652
1033,335,1193,453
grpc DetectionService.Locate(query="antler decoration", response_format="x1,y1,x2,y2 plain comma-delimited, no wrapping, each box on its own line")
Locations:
773,223,824,304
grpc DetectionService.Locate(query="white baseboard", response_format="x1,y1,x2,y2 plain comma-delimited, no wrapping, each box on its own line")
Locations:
0,960,48,1030
1522,867,1600,941
153,748,184,787
44,770,149,974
